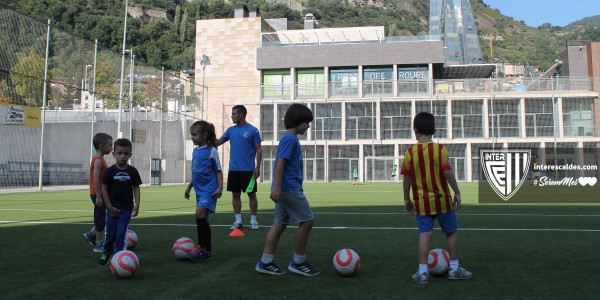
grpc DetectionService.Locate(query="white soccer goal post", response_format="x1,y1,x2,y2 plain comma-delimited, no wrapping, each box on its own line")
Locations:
363,156,404,182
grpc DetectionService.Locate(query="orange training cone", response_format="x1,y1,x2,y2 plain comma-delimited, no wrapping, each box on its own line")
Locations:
229,229,244,237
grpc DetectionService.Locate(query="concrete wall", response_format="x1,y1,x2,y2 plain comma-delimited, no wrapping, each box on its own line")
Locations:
1,120,189,187
257,40,444,69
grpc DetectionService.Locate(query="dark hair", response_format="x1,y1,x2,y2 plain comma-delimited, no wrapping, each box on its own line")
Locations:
284,103,313,129
232,105,247,119
93,133,112,150
413,112,436,136
190,120,217,147
114,138,132,151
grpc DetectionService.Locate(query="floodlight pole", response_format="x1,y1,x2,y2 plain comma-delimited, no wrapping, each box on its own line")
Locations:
117,0,130,138
90,40,98,163
129,51,134,140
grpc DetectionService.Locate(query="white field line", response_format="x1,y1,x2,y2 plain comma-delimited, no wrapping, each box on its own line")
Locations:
0,220,599,232
1,208,599,217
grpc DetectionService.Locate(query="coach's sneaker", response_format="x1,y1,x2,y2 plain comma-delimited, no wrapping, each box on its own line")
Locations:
83,232,95,248
251,221,259,230
98,250,113,266
256,260,287,275
448,266,472,280
288,260,321,276
230,221,243,230
412,271,429,284
187,245,207,260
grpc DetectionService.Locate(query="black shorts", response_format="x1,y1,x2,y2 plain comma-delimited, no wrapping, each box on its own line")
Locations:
227,171,257,193
90,194,106,232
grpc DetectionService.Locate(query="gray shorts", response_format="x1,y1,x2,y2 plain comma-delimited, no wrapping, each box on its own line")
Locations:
274,189,314,225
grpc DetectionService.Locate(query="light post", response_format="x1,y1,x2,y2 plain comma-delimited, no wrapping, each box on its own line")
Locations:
129,52,134,140
200,54,210,120
83,64,93,109
118,0,130,138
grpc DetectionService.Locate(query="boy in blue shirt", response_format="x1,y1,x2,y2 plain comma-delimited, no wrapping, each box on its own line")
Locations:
99,138,142,265
255,103,321,276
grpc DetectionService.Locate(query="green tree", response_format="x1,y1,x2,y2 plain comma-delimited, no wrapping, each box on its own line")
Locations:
0,79,13,104
12,50,46,107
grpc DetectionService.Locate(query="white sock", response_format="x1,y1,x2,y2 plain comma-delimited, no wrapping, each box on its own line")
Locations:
419,264,428,274
261,253,274,264
450,259,459,270
293,253,306,264
251,215,257,223
235,214,242,223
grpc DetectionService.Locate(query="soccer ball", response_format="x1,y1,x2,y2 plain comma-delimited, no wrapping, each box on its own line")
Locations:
173,237,196,260
428,248,450,275
110,250,139,278
126,230,138,250
333,249,360,277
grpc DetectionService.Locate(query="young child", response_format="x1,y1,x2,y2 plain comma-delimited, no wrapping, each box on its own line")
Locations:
401,112,471,283
83,132,112,253
99,138,142,265
255,103,321,276
388,165,398,183
352,165,359,185
184,121,223,259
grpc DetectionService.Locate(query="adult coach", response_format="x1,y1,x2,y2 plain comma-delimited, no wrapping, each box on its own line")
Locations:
216,105,262,230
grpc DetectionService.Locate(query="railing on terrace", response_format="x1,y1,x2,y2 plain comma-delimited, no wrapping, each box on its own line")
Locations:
260,77,594,99
261,32,440,47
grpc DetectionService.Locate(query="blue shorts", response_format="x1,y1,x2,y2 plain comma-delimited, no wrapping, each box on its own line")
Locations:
416,209,458,234
274,189,314,225
197,196,217,215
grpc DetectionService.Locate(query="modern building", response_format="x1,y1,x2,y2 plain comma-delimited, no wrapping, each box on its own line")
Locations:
195,5,599,183
429,0,483,65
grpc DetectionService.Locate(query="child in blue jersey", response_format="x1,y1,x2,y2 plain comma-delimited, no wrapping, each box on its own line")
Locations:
352,165,359,185
99,138,142,265
184,121,223,259
255,103,321,276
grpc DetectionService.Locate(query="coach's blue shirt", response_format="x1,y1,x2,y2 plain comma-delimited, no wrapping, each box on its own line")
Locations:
192,145,221,199
273,132,303,191
220,123,261,171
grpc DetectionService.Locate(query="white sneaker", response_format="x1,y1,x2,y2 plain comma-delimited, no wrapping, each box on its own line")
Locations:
251,221,259,230
230,221,243,230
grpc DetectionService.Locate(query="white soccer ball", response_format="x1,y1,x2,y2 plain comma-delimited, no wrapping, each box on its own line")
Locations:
428,248,450,275
126,230,138,250
333,249,361,277
173,237,196,260
110,250,139,278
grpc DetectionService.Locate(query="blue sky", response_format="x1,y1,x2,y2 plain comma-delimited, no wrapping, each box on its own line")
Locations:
484,0,599,27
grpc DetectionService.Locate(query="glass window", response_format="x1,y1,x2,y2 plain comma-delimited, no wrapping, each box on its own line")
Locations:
329,68,358,97
398,67,428,94
262,70,291,99
296,69,324,98
260,104,274,141
415,100,448,138
525,98,554,137
363,67,393,96
346,102,375,140
314,103,342,140
563,98,594,137
452,100,483,138
489,99,519,138
381,102,412,139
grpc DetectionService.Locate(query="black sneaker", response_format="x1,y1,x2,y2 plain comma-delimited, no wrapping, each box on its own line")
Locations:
99,250,113,266
288,260,321,276
255,260,287,275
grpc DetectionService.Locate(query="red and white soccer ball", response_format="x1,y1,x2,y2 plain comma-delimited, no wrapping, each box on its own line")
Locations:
126,230,138,250
173,237,196,260
428,248,450,275
110,250,139,278
333,249,361,277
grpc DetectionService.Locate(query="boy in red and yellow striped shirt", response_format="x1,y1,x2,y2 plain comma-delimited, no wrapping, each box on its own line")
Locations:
401,112,471,283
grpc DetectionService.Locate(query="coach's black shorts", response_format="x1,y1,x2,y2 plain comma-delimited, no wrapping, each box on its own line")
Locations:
227,171,257,193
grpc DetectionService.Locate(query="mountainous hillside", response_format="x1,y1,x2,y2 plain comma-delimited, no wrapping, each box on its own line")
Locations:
2,0,599,72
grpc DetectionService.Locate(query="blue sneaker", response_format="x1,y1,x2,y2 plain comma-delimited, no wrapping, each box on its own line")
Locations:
255,260,287,275
288,260,321,276
187,245,207,260
82,232,95,248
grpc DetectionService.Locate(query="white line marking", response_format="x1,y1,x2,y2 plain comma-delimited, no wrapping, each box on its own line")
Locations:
1,221,599,232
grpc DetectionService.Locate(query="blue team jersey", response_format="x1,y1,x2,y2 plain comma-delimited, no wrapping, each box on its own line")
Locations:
220,123,262,171
272,132,303,191
192,146,221,199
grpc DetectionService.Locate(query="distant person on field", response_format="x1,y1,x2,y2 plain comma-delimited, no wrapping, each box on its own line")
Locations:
352,165,359,185
83,133,112,253
401,112,471,283
255,103,321,277
99,138,142,266
184,121,223,259
532,156,542,182
216,105,263,230
388,165,398,183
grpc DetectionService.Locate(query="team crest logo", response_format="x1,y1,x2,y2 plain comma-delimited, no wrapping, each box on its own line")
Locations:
481,149,531,201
